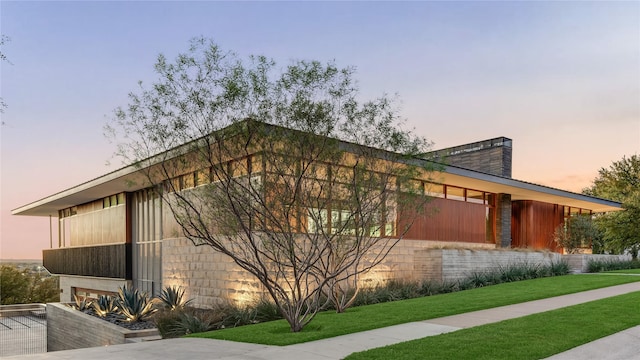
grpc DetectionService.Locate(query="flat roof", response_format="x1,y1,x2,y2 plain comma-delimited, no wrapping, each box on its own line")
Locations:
12,156,621,217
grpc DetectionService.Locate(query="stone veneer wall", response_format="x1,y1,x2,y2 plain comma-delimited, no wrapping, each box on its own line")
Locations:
162,236,496,308
162,237,263,308
496,193,512,248
46,303,159,351
161,237,638,308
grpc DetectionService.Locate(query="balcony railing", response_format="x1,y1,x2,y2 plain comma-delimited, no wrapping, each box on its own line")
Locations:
43,243,132,279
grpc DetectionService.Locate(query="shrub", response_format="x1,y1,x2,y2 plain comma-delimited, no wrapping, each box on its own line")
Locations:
116,285,157,322
252,297,282,323
71,295,92,311
92,294,118,317
586,259,640,273
549,260,570,276
157,285,193,311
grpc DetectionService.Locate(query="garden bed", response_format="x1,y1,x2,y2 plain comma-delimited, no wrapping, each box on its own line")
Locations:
46,302,159,351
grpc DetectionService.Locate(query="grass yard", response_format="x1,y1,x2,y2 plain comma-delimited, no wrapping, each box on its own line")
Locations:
346,291,640,360
188,274,640,345
606,268,640,274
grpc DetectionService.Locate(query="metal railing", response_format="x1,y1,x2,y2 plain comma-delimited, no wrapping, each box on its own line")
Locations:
0,303,47,357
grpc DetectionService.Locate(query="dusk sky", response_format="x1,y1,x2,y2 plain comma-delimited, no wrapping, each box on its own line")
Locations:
1,1,638,260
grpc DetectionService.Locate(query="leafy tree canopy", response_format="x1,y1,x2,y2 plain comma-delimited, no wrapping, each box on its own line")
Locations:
584,155,640,257
0,265,59,305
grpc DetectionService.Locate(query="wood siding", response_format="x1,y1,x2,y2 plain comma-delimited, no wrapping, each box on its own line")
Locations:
43,244,132,279
511,200,564,251
66,205,127,247
400,198,488,243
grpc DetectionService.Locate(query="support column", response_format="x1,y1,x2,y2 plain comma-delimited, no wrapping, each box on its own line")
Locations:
496,193,512,248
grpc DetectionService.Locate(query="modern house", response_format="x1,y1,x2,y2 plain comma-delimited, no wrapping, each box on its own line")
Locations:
12,123,621,307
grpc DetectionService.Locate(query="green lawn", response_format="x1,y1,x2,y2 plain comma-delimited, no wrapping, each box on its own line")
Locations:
606,268,640,274
188,274,640,345
346,291,640,360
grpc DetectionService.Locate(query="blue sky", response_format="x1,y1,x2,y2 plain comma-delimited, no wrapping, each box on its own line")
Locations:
1,1,638,259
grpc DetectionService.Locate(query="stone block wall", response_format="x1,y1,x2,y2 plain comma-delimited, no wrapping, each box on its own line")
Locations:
46,303,158,351
162,237,263,308
564,254,632,273
162,236,496,307
413,249,562,282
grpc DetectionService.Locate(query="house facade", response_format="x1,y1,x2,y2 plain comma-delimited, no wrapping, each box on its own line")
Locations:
12,130,621,307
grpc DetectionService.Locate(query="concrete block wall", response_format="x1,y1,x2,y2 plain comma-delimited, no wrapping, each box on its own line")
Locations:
564,254,632,273
369,239,496,284
58,275,129,302
46,303,158,351
413,249,562,283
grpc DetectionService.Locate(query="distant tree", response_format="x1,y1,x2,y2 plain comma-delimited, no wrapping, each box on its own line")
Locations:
106,37,435,331
0,265,59,304
584,155,640,258
27,272,60,304
1,265,30,304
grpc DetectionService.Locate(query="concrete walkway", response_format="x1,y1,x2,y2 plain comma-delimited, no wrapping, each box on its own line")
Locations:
6,281,640,360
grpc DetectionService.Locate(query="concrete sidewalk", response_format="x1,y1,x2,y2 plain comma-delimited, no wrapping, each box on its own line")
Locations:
6,281,640,360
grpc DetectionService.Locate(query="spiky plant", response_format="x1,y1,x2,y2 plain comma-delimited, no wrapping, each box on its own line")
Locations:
92,294,118,317
115,285,157,322
157,285,193,311
72,295,92,311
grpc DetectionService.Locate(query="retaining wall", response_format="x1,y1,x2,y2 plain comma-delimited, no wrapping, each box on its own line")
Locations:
564,254,632,273
46,303,159,351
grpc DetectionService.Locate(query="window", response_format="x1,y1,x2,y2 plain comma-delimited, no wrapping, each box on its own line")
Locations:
467,190,485,204
445,186,465,201
307,208,328,233
425,183,445,198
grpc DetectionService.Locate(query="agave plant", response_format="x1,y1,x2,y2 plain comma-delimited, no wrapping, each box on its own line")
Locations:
72,295,92,311
157,285,193,311
92,294,118,317
115,285,157,322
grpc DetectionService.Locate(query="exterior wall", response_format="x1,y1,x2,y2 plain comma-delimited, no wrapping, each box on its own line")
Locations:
496,193,512,248
161,236,495,308
511,200,564,251
162,237,263,308
429,137,513,177
47,303,158,351
413,249,562,282
402,198,490,244
58,275,130,302
60,198,127,248
43,243,132,280
564,254,632,273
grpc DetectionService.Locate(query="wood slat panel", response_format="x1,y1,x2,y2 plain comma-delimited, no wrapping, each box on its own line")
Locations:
400,198,488,243
43,244,132,279
511,200,564,251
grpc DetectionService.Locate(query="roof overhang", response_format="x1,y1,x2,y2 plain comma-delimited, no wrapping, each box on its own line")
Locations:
12,161,622,217
11,164,150,217
433,165,621,213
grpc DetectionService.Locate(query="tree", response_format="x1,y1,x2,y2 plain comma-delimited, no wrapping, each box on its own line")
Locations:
106,37,435,331
553,215,599,254
584,155,640,258
1,265,30,304
0,265,59,304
